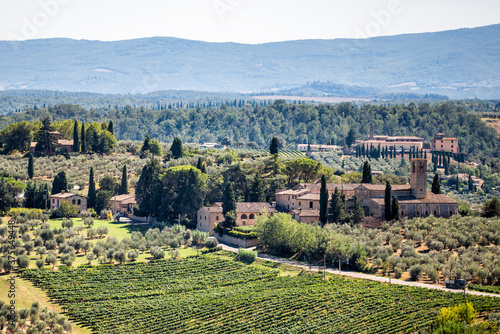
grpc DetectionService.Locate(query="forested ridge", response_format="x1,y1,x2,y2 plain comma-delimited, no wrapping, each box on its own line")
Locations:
0,101,499,157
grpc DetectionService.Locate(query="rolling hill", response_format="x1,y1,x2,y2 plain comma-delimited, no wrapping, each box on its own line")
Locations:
1,24,500,98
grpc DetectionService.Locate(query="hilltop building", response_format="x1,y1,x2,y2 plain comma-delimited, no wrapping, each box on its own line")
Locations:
30,131,74,155
432,133,459,154
355,123,424,151
109,194,136,215
275,158,458,226
50,191,87,213
197,202,276,236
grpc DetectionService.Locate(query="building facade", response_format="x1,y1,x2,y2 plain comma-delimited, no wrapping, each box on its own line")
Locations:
276,159,458,225
50,191,87,213
109,194,136,215
432,133,459,154
30,131,74,155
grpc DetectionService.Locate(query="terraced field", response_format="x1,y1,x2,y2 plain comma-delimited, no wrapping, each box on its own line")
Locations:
21,255,500,334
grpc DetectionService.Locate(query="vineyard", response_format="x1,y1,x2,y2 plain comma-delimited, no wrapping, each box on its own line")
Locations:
20,254,500,334
234,148,306,159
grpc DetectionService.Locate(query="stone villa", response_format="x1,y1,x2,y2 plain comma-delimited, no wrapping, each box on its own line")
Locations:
50,191,87,213
30,131,74,155
276,159,458,225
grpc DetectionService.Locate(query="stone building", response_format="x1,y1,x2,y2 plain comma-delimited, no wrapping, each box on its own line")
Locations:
197,202,276,236
50,191,87,213
432,133,459,154
276,158,458,225
109,194,136,215
30,131,74,155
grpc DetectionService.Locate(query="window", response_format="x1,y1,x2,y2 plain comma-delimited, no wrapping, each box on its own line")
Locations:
451,140,453,143
78,199,81,205
441,145,443,148
241,214,248,219
434,211,437,215
72,199,75,204
451,145,453,148
216,216,219,221
450,211,453,215
298,202,301,207
204,216,206,220
401,211,404,215
199,215,201,220
309,202,313,209
243,221,246,226
249,214,255,219
425,211,428,215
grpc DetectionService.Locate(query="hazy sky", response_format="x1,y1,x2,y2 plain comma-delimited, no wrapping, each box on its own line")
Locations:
1,0,499,43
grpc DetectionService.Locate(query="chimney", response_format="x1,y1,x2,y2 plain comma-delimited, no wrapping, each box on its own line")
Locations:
61,190,65,194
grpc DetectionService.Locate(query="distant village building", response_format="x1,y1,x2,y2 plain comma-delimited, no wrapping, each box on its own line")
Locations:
297,144,339,152
197,202,276,236
50,191,87,213
432,133,459,153
276,159,458,226
199,143,227,150
355,123,423,151
30,131,74,155
109,194,136,215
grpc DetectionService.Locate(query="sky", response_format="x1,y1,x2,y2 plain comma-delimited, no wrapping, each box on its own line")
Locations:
1,0,499,43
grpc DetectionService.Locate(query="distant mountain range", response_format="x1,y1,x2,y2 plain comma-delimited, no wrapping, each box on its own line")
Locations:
1,24,500,98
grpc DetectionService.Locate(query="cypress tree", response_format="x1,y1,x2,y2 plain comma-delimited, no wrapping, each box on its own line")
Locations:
352,195,364,225
51,171,68,195
391,196,400,221
270,137,279,155
431,173,441,194
171,137,184,159
468,174,474,192
222,183,236,216
73,120,79,152
384,181,393,221
362,161,372,184
28,152,34,179
438,152,442,166
456,174,460,191
319,175,328,225
120,165,128,195
87,167,96,209
196,157,203,170
249,172,266,202
328,187,345,223
424,150,427,159
107,120,114,135
201,164,207,174
142,134,151,152
24,181,36,208
81,123,86,153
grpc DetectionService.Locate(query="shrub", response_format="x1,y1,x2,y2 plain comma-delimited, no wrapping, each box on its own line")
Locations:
205,238,219,249
238,248,257,263
409,265,423,281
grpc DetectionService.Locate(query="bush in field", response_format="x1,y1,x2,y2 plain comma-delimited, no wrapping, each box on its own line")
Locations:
192,230,208,245
205,238,219,249
150,246,164,259
238,248,257,263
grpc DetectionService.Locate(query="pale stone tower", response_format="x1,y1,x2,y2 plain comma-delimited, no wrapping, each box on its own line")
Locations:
410,158,427,199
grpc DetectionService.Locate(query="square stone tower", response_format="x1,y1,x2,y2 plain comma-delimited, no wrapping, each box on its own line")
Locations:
410,158,427,199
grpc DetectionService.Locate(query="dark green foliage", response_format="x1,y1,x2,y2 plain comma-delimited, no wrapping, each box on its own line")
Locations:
328,187,345,223
384,181,393,221
107,120,114,135
34,117,57,155
141,133,150,152
346,129,356,148
95,190,112,214
135,158,162,216
270,136,279,155
170,137,183,159
362,161,372,184
432,173,441,194
222,183,236,216
0,121,35,154
51,171,68,195
352,194,364,225
468,174,474,192
73,120,79,152
392,196,400,221
196,157,203,170
99,175,119,194
24,180,36,208
27,152,34,179
81,123,86,153
87,167,96,209
120,165,128,195
319,175,328,225
248,172,265,202
483,198,500,217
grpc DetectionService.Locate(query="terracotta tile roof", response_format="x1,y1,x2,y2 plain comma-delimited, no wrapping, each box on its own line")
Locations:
298,183,362,191
297,193,320,200
58,140,73,146
297,209,319,217
276,189,311,196
355,184,411,191
51,192,86,199
369,193,457,205
203,202,276,213
121,198,137,205
110,194,136,202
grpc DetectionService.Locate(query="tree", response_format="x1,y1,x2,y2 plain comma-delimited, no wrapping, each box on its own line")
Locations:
51,171,68,195
107,120,114,136
24,181,36,208
431,173,441,194
149,138,162,156
120,165,128,195
57,200,77,218
361,161,372,184
346,129,356,148
384,181,393,221
135,158,162,216
95,190,112,214
328,187,345,223
221,137,232,146
141,133,151,152
196,157,203,170
222,183,236,216
34,117,57,155
28,152,34,179
249,172,266,202
73,120,79,152
0,121,35,154
81,123,86,153
170,137,184,158
99,175,119,194
319,175,328,225
270,136,279,155
352,194,364,225
468,174,474,192
391,196,400,221
483,198,500,218
87,167,96,209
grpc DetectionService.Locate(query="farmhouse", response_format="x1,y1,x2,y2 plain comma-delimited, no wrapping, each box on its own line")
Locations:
197,202,276,236
50,191,87,213
109,194,136,215
30,131,74,155
432,133,459,154
355,124,424,151
276,158,458,225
